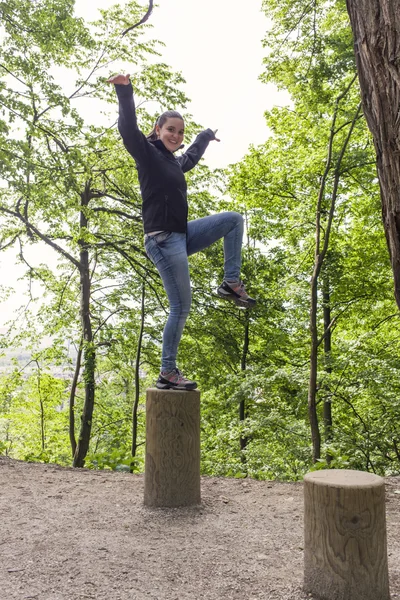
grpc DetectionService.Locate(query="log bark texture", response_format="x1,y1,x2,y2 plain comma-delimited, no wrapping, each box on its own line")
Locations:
346,0,400,309
144,388,201,507
304,469,389,600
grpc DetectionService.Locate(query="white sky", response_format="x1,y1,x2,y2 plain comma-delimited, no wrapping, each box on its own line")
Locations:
74,0,288,168
0,0,289,327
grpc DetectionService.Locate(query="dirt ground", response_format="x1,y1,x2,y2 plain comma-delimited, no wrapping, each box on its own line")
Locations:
0,456,399,600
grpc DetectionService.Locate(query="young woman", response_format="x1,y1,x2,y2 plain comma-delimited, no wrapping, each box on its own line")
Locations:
108,73,256,390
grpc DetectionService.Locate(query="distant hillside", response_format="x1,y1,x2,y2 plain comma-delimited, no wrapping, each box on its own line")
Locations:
0,329,77,377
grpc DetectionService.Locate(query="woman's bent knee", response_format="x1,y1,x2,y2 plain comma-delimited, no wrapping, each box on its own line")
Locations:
227,211,244,226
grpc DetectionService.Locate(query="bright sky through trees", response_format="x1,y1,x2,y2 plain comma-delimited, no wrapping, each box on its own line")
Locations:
76,0,287,167
0,0,288,325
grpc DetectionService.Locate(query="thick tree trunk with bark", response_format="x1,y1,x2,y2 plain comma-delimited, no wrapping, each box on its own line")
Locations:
346,0,400,309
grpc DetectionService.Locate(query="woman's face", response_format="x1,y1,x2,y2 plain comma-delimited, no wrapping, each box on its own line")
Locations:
156,117,185,152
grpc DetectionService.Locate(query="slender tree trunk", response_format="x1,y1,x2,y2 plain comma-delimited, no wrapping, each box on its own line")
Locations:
308,269,321,462
323,276,333,464
69,343,82,458
131,283,145,472
308,95,361,463
35,361,45,453
393,439,400,464
346,0,400,309
239,211,251,459
73,184,95,468
240,311,250,456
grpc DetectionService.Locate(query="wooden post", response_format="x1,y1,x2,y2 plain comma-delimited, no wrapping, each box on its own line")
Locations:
144,388,201,507
304,469,390,600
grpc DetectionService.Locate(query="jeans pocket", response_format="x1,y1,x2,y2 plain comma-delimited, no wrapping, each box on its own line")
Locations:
145,235,169,266
154,231,172,244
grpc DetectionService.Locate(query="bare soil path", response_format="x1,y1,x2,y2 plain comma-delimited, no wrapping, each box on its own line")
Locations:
1,456,399,600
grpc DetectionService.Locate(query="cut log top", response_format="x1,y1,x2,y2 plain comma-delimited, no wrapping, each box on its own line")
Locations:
304,468,384,489
147,387,200,395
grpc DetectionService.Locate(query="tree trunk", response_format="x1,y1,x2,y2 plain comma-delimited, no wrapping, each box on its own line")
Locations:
131,283,145,472
35,361,45,453
73,185,95,468
308,95,361,463
323,276,333,464
69,343,82,458
309,269,321,462
240,311,250,456
346,0,400,310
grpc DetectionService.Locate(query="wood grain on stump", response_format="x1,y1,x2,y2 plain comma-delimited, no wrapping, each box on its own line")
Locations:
304,469,390,600
144,388,201,507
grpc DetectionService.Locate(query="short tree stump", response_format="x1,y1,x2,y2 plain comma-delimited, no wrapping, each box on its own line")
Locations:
144,388,201,507
304,469,390,600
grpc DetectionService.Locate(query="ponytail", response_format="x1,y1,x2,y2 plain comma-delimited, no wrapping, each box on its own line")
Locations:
147,120,159,142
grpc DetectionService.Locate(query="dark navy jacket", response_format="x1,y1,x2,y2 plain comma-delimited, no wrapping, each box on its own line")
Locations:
115,83,215,233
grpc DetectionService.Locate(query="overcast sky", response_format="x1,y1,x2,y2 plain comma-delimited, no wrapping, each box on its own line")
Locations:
74,0,288,168
1,0,289,326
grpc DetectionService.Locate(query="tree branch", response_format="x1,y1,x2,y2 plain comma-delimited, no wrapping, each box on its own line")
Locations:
122,0,154,36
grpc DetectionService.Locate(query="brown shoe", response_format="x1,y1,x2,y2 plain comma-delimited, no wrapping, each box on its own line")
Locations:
217,280,256,309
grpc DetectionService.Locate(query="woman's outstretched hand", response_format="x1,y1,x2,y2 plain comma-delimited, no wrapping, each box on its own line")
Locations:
212,129,221,142
107,73,131,85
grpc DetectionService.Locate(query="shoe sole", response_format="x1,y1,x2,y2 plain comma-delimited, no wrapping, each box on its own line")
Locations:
156,382,198,391
217,290,256,309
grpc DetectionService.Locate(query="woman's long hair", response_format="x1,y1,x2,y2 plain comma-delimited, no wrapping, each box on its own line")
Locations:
147,110,184,141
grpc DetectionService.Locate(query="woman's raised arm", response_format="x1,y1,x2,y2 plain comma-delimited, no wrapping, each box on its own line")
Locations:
107,73,149,164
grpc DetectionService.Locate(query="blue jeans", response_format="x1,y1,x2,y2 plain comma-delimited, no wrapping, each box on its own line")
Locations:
144,211,244,372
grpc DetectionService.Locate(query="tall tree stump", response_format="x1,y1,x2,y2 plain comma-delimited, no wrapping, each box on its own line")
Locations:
144,388,201,507
304,469,390,600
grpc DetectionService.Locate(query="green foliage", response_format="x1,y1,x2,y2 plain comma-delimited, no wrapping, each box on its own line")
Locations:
0,367,70,463
0,0,399,480
218,0,400,477
0,0,202,468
